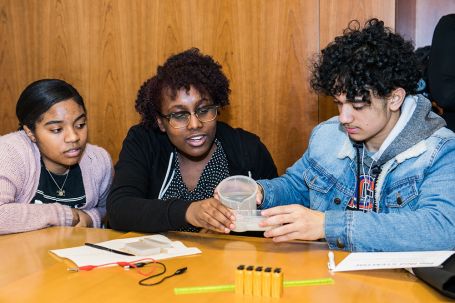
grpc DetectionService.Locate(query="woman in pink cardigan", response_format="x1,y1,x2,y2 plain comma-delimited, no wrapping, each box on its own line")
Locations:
0,79,113,234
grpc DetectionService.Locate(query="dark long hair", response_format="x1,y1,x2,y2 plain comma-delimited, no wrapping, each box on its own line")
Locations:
16,79,85,131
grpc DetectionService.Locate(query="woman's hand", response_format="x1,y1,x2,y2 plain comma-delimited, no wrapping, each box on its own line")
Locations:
259,204,325,242
186,198,235,233
72,208,93,227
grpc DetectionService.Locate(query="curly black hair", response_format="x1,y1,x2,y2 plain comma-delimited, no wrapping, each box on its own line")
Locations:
311,18,421,102
135,48,231,128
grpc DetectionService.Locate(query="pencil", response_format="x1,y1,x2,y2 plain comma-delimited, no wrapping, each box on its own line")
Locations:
84,242,135,256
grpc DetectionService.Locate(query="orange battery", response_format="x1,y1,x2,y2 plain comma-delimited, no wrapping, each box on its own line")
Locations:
262,267,272,297
235,265,245,295
253,266,263,296
271,267,283,298
244,265,254,296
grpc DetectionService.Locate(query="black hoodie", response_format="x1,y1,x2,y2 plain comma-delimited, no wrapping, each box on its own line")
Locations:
428,14,455,131
107,121,278,232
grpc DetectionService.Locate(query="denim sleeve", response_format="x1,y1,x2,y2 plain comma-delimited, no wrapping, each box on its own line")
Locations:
257,151,311,209
325,138,455,252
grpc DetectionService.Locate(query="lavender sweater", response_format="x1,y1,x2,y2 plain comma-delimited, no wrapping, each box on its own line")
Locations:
0,131,113,234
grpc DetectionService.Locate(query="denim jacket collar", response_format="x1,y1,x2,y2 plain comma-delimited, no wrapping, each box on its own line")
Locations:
337,136,355,160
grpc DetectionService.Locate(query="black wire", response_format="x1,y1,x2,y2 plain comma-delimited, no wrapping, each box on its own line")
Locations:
138,262,166,286
138,262,187,286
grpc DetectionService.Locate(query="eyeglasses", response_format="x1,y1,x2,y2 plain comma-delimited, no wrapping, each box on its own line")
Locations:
158,105,219,129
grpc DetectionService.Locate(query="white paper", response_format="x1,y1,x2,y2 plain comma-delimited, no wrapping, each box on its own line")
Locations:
50,234,201,267
331,251,455,272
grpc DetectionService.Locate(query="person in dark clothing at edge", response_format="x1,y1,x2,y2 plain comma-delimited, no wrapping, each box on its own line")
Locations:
428,14,455,132
107,48,278,234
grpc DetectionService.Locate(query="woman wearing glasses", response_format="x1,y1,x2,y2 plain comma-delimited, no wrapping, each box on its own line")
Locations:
107,48,277,233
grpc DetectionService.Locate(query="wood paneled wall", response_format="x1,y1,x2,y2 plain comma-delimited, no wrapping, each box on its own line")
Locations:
0,0,396,173
318,0,396,122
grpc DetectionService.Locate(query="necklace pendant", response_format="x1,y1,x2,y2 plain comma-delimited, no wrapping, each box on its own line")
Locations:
57,189,65,197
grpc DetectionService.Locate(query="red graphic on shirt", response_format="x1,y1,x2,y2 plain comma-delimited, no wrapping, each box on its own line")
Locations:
347,174,375,211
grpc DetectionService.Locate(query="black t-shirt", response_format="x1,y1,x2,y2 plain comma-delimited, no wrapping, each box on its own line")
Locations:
31,161,86,208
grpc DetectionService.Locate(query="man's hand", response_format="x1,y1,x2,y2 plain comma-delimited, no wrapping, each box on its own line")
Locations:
259,204,325,242
186,198,235,233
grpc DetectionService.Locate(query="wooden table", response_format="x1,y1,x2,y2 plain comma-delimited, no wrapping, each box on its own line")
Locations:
0,227,450,302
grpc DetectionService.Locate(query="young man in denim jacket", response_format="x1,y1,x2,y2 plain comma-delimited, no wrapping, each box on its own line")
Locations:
256,19,455,252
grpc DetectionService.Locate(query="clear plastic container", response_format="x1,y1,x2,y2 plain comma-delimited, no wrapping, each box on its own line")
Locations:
218,175,257,210
232,210,270,232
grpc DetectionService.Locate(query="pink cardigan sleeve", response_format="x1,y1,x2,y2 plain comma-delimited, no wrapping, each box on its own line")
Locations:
79,145,113,228
0,138,74,234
